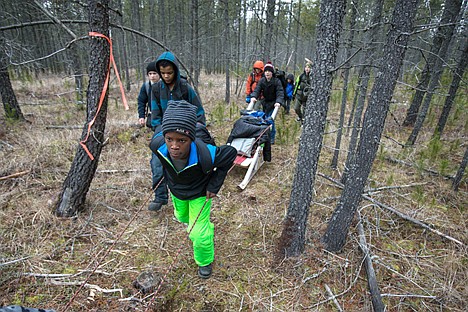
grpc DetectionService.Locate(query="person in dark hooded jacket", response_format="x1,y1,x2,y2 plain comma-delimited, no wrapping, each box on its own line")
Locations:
249,62,284,144
147,51,206,212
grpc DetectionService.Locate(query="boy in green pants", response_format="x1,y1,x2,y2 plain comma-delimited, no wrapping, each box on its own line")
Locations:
149,100,236,278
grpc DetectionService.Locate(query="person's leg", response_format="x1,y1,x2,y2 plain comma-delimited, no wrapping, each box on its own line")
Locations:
285,99,290,114
187,197,214,267
171,194,189,224
265,109,276,144
149,153,168,211
294,97,303,121
253,98,263,111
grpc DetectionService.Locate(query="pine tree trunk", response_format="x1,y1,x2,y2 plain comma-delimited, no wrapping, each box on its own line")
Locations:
0,55,25,121
278,0,347,258
434,35,467,137
402,0,462,127
452,145,468,191
342,0,384,183
331,1,357,170
55,0,110,217
323,0,419,252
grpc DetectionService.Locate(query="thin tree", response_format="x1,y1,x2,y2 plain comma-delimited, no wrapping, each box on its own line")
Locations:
55,0,111,217
323,0,420,252
277,0,347,258
406,0,462,146
434,34,467,137
263,0,275,61
402,0,462,127
452,144,468,191
0,53,25,121
222,0,231,104
331,0,358,170
342,0,384,183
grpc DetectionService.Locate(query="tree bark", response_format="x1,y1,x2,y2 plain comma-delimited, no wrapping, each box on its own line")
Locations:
0,54,25,121
323,0,419,252
55,0,110,217
434,34,467,137
277,0,347,258
402,0,462,127
331,0,358,170
406,0,462,145
452,145,468,191
342,0,384,183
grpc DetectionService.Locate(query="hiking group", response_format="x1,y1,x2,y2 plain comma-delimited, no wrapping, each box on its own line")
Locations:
137,52,312,279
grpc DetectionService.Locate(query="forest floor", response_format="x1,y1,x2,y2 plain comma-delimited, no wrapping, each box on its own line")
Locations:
0,73,466,311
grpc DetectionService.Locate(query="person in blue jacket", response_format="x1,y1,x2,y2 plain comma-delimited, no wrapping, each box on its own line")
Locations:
148,51,206,212
150,101,236,279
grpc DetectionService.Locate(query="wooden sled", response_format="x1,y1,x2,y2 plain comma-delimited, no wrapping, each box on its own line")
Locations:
229,104,279,190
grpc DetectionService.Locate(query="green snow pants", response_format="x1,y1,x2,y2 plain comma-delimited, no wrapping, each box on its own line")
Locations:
171,195,214,267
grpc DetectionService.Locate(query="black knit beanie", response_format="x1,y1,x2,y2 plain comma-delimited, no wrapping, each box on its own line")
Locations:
146,61,157,74
162,101,197,141
263,62,275,74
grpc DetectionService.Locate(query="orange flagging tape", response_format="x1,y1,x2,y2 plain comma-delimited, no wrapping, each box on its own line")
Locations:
80,32,129,160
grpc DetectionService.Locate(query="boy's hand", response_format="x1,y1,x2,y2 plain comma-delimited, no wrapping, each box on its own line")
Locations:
206,191,217,199
138,118,146,125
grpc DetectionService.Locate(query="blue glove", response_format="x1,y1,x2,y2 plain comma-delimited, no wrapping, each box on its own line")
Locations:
245,95,251,104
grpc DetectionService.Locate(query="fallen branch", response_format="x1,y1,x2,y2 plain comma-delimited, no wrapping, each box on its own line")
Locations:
0,170,31,181
318,172,465,247
45,125,82,129
49,280,123,297
357,216,385,312
324,284,343,311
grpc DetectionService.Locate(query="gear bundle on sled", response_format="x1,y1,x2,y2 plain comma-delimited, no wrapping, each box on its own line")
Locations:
226,103,279,190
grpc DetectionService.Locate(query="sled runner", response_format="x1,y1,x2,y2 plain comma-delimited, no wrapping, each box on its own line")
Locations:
227,103,279,190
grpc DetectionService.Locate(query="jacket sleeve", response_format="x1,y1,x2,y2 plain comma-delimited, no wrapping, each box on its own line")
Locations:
206,145,237,195
250,78,263,99
275,79,285,106
137,83,148,119
187,86,207,125
246,74,253,95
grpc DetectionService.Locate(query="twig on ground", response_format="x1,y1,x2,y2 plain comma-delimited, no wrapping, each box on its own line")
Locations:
324,284,343,311
0,170,31,181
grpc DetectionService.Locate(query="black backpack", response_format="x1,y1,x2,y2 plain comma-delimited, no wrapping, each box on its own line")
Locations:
275,69,287,97
144,81,152,128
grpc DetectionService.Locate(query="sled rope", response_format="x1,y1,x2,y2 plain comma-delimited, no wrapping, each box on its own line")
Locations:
80,32,129,160
145,198,210,311
63,178,164,312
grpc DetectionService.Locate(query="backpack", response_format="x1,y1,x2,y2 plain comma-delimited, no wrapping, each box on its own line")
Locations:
275,69,287,98
144,81,152,128
194,138,214,175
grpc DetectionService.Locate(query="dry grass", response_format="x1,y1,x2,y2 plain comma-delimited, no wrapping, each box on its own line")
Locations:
0,73,466,311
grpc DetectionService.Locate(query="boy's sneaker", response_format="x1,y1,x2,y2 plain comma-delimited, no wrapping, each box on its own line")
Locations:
198,264,212,279
148,200,165,211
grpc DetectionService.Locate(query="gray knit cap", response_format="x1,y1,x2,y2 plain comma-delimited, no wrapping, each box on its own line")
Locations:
162,100,197,141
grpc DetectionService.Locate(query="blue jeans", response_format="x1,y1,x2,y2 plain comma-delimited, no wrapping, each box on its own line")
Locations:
150,152,168,203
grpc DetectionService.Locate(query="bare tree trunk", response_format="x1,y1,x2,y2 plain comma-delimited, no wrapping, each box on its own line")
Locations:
342,0,384,183
323,0,419,252
452,145,468,191
402,0,462,127
222,0,230,103
331,0,358,170
277,0,347,258
0,54,25,121
263,0,275,61
55,0,110,217
293,0,302,71
434,33,467,137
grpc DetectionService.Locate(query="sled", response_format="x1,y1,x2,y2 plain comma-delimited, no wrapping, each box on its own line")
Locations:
228,103,279,190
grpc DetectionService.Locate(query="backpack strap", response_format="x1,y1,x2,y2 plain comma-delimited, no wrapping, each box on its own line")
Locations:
195,139,214,175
